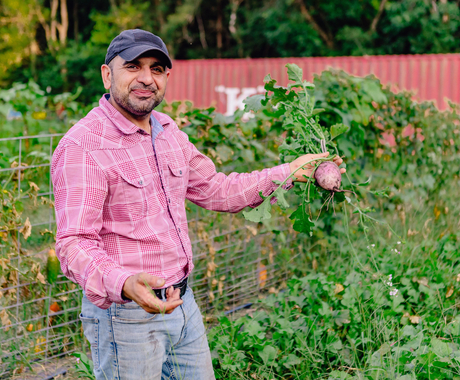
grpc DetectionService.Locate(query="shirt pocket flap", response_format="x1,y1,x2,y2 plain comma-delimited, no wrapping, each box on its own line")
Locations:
168,164,185,177
119,172,153,188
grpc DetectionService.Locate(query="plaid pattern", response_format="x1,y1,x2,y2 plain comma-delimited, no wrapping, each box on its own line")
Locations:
52,95,291,309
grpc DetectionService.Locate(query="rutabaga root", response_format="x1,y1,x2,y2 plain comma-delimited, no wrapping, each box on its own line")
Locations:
314,161,357,198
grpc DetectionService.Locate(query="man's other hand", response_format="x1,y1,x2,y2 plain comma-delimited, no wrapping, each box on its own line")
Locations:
289,152,346,182
122,273,183,314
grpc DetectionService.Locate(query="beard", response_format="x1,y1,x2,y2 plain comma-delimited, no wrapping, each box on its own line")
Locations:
110,78,165,119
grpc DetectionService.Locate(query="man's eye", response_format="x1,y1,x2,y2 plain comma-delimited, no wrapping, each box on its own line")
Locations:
127,65,137,69
153,68,164,73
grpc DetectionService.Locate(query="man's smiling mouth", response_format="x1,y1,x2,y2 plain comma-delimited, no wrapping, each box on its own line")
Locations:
131,89,155,97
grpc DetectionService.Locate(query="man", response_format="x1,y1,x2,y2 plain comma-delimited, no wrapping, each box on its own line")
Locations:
51,29,345,380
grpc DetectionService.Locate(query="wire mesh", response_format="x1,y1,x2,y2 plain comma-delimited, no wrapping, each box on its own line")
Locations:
0,134,299,377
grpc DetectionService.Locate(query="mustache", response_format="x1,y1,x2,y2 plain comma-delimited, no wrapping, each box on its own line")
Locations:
130,85,158,92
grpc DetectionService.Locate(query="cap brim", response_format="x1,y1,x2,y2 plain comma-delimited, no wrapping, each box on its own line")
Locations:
118,45,172,69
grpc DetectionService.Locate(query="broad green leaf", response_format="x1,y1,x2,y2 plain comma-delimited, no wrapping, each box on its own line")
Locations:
327,370,353,380
286,63,304,85
243,195,273,223
283,354,301,368
362,80,387,104
243,320,264,338
274,187,290,210
243,94,265,112
333,309,351,326
259,345,277,366
431,337,452,358
289,206,315,235
14,201,24,213
330,123,350,139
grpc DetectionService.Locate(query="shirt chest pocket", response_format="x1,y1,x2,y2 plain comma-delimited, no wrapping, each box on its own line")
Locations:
119,173,154,219
165,161,188,204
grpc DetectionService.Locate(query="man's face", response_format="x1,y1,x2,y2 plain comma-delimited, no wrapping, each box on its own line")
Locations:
102,53,170,119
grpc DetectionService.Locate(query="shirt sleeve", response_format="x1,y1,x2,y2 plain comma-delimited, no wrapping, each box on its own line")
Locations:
51,142,132,309
177,131,293,212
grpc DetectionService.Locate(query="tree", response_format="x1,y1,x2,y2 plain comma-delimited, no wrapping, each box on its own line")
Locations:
2,0,460,103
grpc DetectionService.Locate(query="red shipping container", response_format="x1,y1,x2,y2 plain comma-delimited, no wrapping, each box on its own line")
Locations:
166,54,460,114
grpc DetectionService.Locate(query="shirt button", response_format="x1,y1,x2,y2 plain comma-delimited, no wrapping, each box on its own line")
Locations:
179,170,182,175
168,198,171,203
178,228,181,232
138,180,143,185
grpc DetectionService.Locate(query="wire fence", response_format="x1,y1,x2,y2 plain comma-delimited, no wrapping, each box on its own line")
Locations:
0,133,300,377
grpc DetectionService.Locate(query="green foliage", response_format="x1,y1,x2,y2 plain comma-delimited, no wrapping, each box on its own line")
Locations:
1,67,460,377
3,0,460,101
73,352,96,380
242,64,386,235
0,81,86,139
209,267,460,379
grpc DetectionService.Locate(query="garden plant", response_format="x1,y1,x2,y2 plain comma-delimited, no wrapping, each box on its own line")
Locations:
0,66,459,379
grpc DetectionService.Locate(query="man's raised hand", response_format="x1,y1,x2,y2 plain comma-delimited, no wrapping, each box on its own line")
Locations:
122,273,183,314
289,152,346,182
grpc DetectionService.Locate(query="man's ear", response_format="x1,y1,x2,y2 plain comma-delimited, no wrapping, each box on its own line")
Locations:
101,64,112,90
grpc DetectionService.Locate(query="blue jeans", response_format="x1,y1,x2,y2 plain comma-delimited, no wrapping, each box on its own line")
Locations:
80,287,215,380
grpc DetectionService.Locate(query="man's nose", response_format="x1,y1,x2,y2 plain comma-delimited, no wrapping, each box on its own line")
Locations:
136,66,154,86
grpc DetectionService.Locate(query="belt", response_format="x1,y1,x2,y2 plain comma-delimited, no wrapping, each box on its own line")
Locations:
154,277,188,300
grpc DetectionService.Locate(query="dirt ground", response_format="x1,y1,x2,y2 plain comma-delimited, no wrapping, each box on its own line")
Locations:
9,356,84,380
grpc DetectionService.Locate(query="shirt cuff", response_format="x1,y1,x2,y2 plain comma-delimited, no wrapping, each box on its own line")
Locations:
104,267,133,305
270,163,294,190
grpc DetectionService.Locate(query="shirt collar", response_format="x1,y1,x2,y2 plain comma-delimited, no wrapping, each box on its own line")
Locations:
99,94,140,135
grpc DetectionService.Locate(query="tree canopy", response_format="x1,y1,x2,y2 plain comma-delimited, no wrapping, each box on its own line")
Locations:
2,0,460,102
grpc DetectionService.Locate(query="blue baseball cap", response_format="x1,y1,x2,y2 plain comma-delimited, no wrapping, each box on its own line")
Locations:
105,29,172,69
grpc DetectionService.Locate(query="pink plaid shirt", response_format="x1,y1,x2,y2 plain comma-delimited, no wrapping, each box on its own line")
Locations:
52,95,291,309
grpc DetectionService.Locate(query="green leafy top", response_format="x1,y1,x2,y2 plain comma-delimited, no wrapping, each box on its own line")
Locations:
243,64,350,235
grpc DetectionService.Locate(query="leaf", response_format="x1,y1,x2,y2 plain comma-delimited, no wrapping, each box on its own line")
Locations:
362,80,387,104
312,108,325,115
395,375,416,380
274,187,290,210
290,205,315,235
20,217,32,240
259,345,277,366
328,370,353,380
73,352,95,379
286,63,304,86
215,145,234,163
14,201,24,213
330,123,350,139
37,272,46,285
334,284,345,294
409,315,421,324
283,353,301,368
431,337,452,358
333,309,351,326
0,309,12,331
242,195,273,223
446,286,454,298
370,187,389,198
243,94,265,112
264,78,293,106
29,182,40,192
356,176,372,186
